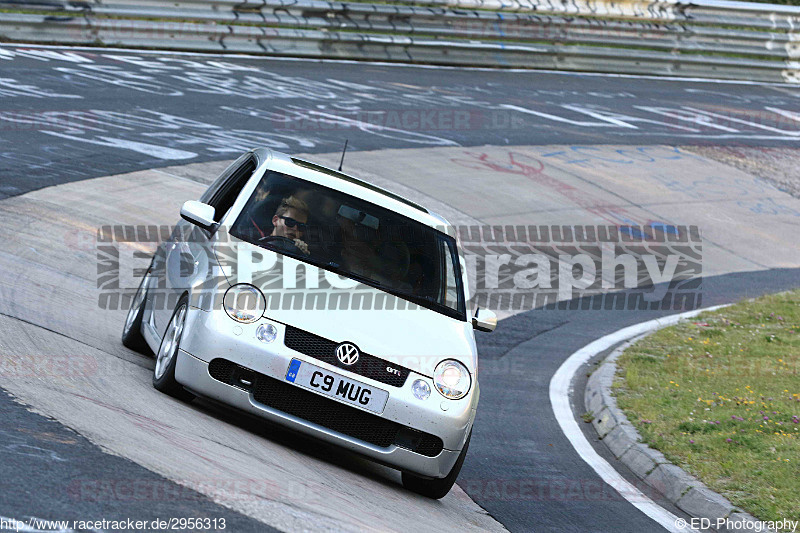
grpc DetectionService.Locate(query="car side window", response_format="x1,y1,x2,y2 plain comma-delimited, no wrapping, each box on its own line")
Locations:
200,152,258,221
200,152,249,205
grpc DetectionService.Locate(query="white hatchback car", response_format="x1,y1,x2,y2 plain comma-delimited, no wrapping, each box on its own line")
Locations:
122,148,496,498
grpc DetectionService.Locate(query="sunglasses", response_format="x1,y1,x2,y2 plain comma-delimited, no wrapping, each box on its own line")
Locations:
279,216,307,231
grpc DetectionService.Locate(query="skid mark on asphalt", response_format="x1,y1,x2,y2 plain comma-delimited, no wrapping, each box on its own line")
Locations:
451,150,649,229
517,150,776,269
65,391,233,473
440,145,800,273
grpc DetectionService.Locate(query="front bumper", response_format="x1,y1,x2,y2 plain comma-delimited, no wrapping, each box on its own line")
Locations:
175,307,477,478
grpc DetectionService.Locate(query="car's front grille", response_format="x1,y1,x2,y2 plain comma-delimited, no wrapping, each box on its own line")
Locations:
283,326,410,388
207,358,444,457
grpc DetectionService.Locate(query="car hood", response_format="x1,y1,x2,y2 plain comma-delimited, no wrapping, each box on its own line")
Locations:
213,237,476,378
271,302,475,378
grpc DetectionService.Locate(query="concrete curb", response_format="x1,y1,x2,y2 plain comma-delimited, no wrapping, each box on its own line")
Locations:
584,329,777,533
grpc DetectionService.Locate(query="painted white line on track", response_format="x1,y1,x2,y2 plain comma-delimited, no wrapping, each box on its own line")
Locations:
2,43,800,88
40,131,198,160
549,304,728,533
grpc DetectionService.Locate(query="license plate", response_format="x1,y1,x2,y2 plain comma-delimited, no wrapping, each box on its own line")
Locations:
285,359,389,414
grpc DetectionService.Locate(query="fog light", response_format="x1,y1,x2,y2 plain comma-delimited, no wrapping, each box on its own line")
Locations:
412,379,431,400
256,323,277,343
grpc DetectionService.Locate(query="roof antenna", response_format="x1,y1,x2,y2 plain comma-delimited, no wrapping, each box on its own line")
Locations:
337,139,349,171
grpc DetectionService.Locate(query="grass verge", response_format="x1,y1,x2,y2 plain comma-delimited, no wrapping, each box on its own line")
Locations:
614,290,799,525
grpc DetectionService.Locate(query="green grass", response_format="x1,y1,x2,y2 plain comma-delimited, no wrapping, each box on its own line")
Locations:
614,290,800,526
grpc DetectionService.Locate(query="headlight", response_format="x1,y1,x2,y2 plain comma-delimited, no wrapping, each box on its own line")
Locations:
223,284,265,323
433,359,471,400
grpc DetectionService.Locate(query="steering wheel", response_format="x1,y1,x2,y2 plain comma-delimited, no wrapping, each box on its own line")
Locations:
259,235,304,255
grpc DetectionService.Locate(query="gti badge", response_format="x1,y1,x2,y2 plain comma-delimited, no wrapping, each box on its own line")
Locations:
336,342,360,365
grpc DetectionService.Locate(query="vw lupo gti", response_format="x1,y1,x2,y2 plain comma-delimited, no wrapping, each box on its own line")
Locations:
122,148,497,499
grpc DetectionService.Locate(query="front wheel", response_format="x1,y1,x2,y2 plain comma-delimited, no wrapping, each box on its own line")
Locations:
402,430,472,499
122,267,152,354
152,295,194,402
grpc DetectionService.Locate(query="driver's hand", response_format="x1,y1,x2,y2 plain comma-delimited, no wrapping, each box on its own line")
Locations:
294,238,310,255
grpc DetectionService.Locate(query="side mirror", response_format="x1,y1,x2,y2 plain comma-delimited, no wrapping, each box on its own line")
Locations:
180,201,217,231
472,308,497,333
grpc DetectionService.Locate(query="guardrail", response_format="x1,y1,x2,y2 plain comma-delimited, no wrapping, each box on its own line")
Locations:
0,0,798,82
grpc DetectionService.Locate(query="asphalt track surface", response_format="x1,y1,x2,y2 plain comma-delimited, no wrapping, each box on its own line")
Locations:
2,44,800,200
1,44,800,532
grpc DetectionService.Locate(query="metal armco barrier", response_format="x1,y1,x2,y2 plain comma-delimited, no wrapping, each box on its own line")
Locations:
0,0,798,82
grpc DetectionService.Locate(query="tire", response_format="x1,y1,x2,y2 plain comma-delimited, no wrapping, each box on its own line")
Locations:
122,267,152,354
402,429,472,499
152,295,195,402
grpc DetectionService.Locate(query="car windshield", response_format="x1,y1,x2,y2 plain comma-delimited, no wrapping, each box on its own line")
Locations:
229,169,467,320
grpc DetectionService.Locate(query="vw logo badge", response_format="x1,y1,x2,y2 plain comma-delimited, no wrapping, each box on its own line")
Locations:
336,342,360,365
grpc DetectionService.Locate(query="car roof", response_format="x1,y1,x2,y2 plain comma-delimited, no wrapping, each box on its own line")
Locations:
256,148,454,234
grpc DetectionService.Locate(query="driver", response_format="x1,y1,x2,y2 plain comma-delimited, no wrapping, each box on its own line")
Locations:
267,195,311,255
